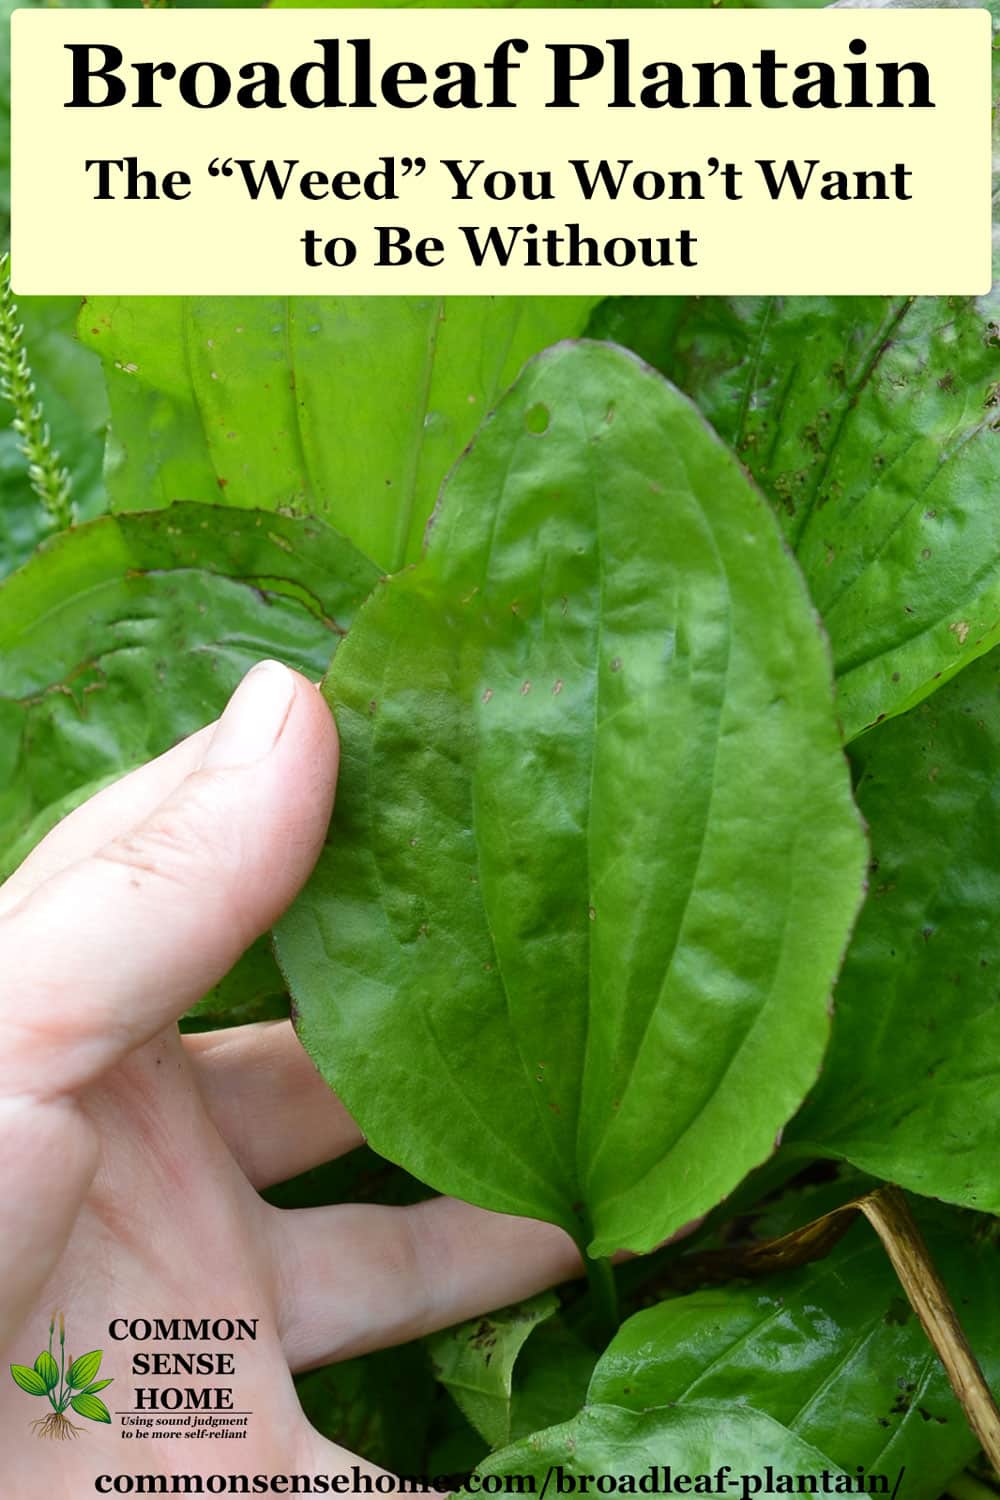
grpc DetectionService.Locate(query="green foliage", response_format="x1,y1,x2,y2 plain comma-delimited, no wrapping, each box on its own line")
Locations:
427,1294,559,1449
79,296,596,570
588,291,1000,743
10,1364,48,1397
789,648,1000,1212
69,1392,112,1423
32,1351,59,1392
67,1351,103,1391
482,1405,844,1485
3,128,1000,1468
10,1315,113,1423
275,341,866,1259
0,503,377,876
480,1198,999,1493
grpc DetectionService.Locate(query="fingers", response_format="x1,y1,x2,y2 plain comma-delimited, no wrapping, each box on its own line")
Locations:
271,1196,585,1370
0,661,338,1102
185,1020,364,1189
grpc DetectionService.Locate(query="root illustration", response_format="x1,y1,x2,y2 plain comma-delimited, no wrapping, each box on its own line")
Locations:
30,1411,85,1441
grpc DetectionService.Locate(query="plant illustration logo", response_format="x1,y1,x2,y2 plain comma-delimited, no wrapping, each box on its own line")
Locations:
9,1311,113,1440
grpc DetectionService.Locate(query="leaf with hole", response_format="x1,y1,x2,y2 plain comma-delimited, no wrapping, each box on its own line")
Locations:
79,297,597,572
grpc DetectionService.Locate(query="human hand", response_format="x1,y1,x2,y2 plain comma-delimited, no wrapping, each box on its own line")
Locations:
0,662,584,1490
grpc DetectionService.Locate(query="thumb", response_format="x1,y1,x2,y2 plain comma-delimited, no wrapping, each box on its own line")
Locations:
0,660,338,1101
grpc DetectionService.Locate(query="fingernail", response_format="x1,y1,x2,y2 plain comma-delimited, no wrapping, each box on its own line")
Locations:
202,661,297,769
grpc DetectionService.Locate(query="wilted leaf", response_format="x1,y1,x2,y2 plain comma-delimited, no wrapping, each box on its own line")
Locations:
79,297,597,571
427,1294,558,1449
277,341,866,1257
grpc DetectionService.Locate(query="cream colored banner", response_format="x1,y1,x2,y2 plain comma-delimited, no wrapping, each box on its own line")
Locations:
10,8,992,295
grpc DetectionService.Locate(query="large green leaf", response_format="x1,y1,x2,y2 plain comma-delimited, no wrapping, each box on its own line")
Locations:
79,297,596,571
0,502,378,874
488,1200,999,1495
589,290,1000,743
427,1293,558,1450
481,1403,845,1485
788,647,1000,1211
276,340,866,1258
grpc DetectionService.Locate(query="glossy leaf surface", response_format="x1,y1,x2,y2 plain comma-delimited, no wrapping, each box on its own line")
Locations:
0,502,378,873
790,648,1000,1212
595,1223,998,1488
277,341,866,1256
79,297,596,571
427,1294,557,1449
589,291,1000,742
481,1403,842,1483
485,1200,999,1492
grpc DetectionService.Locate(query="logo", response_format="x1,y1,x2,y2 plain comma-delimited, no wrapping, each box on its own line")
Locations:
9,1311,114,1440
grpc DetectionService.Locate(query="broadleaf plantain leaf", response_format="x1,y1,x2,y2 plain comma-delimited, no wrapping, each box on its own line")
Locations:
276,341,866,1256
427,1293,558,1450
589,290,1000,742
480,1404,844,1483
10,1364,48,1397
70,1391,112,1423
67,1350,102,1390
33,1351,59,1392
79,297,597,572
487,1197,999,1494
0,501,378,876
789,646,1000,1212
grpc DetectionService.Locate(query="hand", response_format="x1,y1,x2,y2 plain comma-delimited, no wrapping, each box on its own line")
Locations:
0,661,583,1489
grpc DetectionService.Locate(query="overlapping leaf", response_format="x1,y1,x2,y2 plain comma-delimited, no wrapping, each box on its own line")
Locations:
0,501,378,874
79,297,596,571
482,1404,844,1485
590,289,1000,743
789,648,1000,1212
481,1199,999,1492
276,340,866,1257
427,1294,558,1450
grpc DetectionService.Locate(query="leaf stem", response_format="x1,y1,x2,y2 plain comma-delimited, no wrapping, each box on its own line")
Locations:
57,1313,66,1415
47,1313,57,1411
584,1255,620,1344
